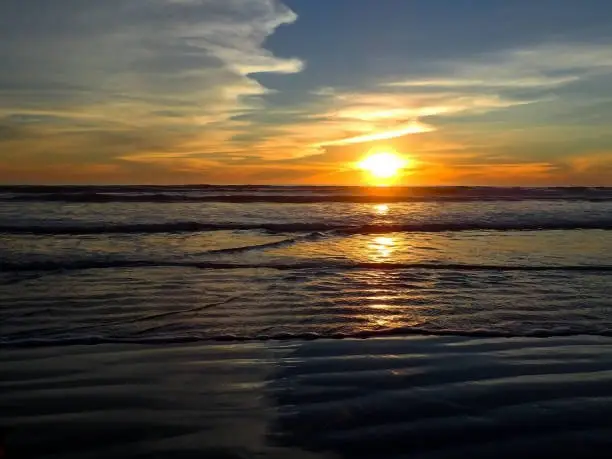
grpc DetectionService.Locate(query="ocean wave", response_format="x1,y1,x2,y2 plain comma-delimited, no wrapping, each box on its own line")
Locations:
2,220,612,235
2,259,612,273
205,232,325,255
4,193,612,203
2,185,612,203
206,238,298,255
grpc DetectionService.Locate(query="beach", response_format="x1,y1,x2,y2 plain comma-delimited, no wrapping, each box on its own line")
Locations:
2,185,612,457
4,336,612,458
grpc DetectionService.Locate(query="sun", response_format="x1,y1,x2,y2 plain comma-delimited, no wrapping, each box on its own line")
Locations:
358,151,408,179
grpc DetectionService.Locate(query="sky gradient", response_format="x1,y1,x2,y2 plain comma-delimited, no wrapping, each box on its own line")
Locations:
2,0,612,185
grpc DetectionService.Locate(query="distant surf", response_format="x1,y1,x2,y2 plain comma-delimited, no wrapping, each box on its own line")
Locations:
2,185,612,203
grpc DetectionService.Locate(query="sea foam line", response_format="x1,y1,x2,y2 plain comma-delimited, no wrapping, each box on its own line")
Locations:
4,326,612,347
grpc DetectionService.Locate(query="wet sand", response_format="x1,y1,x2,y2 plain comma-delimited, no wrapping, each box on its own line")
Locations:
3,336,612,458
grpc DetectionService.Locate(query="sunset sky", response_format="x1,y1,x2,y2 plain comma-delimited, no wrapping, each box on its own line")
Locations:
2,0,612,185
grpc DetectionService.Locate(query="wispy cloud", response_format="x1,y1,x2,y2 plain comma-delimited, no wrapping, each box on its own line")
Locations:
314,123,434,147
387,43,612,90
0,0,303,164
306,89,534,149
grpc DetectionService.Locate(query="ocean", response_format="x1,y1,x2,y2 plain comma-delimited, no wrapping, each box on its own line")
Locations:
2,185,612,457
2,185,612,344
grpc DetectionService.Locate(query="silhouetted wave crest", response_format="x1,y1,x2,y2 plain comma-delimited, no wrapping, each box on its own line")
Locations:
2,185,612,203
2,220,612,235
3,259,612,272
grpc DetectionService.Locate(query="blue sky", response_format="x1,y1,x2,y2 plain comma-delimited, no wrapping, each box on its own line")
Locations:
1,0,612,184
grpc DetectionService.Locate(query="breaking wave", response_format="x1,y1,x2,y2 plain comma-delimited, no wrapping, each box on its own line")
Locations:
2,185,612,203
3,259,612,273
3,220,612,235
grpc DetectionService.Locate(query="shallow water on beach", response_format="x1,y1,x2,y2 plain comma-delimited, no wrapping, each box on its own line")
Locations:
2,186,612,458
2,186,612,344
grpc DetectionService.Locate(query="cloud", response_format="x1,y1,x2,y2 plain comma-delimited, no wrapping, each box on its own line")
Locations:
244,43,612,158
387,43,612,91
305,89,535,149
314,123,434,147
0,0,303,167
388,77,577,89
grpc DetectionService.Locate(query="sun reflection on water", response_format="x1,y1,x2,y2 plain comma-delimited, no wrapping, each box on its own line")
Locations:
344,270,427,334
366,313,399,328
374,204,390,215
369,236,396,260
